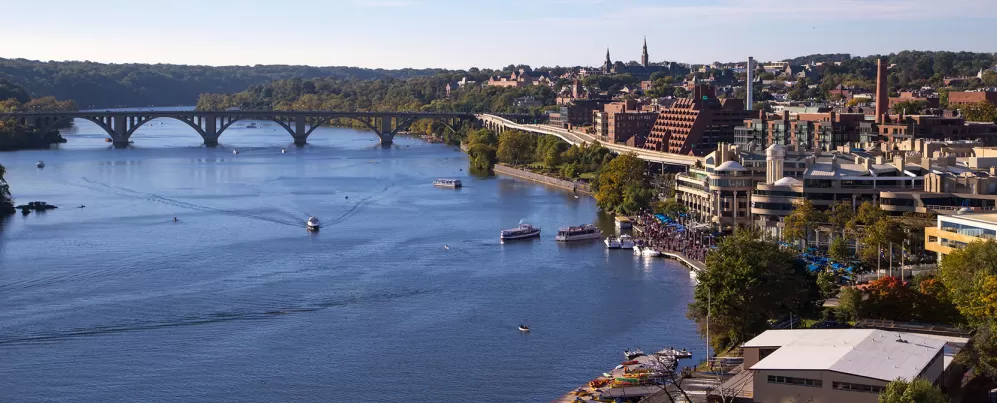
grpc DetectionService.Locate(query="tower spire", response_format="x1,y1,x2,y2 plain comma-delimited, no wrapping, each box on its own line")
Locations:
641,36,649,68
604,48,612,73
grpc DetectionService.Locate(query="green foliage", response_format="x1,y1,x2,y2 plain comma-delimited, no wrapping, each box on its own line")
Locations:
847,275,962,324
593,153,650,214
878,377,947,403
783,200,825,250
0,79,30,104
0,93,75,151
817,271,839,299
0,58,448,107
689,228,822,351
940,240,997,327
0,163,13,215
496,130,536,166
837,286,862,322
829,236,853,266
654,198,687,218
960,100,997,123
891,99,927,115
465,128,498,172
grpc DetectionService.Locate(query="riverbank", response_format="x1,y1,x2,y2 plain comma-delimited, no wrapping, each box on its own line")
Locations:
493,164,591,195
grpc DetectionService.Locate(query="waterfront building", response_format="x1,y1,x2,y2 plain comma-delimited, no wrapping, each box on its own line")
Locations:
925,212,997,258
674,143,765,229
730,329,947,403
872,114,997,147
592,100,658,146
734,110,866,151
642,84,751,155
879,140,997,214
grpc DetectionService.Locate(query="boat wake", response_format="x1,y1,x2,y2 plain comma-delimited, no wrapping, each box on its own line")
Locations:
0,288,430,346
78,177,301,227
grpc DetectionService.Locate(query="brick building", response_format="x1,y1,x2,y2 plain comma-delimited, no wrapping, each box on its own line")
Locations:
593,100,658,147
735,110,866,151
949,90,997,107
642,85,751,155
888,91,941,111
875,114,997,146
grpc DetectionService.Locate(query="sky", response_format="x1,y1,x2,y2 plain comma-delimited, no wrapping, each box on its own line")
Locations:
0,0,995,70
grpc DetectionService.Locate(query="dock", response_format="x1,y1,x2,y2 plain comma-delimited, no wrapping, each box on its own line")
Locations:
552,348,696,403
661,251,706,273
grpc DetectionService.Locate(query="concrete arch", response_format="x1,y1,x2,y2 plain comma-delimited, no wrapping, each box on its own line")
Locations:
124,116,207,138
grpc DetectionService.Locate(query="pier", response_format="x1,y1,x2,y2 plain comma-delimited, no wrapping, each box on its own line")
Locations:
552,348,715,403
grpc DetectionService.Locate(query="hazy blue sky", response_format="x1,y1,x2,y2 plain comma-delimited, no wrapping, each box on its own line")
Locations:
1,0,994,69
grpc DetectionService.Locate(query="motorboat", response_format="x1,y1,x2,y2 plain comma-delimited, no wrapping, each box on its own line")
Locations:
246,122,258,128
36,161,45,168
433,178,462,188
633,244,643,255
306,216,320,231
104,138,113,143
232,150,239,155
519,325,530,332
604,236,622,249
500,223,541,240
281,148,286,154
555,224,602,242
642,247,662,258
619,234,636,249
624,348,645,360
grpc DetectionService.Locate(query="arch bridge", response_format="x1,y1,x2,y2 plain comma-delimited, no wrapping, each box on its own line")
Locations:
0,110,479,148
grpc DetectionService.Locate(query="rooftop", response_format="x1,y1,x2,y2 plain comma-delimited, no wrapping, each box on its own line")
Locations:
940,212,997,225
746,329,946,382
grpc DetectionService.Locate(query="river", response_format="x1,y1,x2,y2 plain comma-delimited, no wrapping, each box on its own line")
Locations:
0,117,703,402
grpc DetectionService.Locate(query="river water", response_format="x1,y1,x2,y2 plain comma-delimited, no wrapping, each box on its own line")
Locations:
0,118,702,402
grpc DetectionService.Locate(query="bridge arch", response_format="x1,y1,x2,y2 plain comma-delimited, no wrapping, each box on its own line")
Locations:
123,116,208,139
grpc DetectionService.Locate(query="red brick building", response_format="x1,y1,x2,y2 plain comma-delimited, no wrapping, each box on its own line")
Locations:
948,91,997,107
642,85,751,155
593,100,658,147
876,114,997,146
888,91,940,111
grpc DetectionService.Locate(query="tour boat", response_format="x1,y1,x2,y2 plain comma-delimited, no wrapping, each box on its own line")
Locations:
519,325,530,332
500,223,541,240
555,224,602,242
619,234,636,249
36,161,45,168
433,178,462,188
306,216,320,231
604,236,622,249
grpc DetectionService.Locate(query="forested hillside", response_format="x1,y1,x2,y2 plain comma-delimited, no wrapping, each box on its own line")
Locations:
0,58,445,108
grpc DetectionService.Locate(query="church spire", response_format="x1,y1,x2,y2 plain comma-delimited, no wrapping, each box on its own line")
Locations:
604,48,612,73
641,36,649,68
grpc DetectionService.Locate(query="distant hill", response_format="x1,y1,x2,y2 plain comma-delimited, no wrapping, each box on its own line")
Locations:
0,58,445,108
781,53,853,65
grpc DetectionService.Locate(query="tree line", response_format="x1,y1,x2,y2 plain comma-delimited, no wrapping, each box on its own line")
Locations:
0,81,77,151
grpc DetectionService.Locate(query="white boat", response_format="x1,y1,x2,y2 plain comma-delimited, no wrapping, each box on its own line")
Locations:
281,148,286,154
633,244,643,255
306,216,320,231
640,246,662,257
555,224,602,242
36,161,45,168
232,150,239,155
619,234,636,249
604,237,622,249
500,223,541,240
433,178,462,188
519,325,530,332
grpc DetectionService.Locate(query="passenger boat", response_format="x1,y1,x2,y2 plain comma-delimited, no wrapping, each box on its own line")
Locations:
604,236,622,249
555,224,602,242
433,178,462,188
306,216,320,231
500,223,541,240
619,234,636,249
36,161,45,168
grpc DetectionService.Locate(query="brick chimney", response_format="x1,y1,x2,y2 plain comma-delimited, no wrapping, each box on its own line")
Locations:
875,57,889,124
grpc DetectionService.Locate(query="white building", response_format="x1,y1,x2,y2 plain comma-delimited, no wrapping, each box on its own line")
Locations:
736,329,949,403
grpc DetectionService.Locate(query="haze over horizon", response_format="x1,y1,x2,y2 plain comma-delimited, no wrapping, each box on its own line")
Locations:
0,0,995,70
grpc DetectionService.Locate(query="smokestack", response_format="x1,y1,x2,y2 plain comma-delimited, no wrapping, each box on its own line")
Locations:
876,56,889,124
746,56,754,110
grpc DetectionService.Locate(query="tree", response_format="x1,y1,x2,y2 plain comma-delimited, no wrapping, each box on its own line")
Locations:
878,377,947,403
940,240,997,326
0,163,14,215
783,200,825,250
861,276,917,321
817,271,839,300
837,287,862,322
982,70,997,87
496,130,535,165
688,228,822,351
673,87,689,98
960,100,997,123
829,236,853,266
593,153,650,214
655,198,687,218
465,128,497,172
891,99,927,115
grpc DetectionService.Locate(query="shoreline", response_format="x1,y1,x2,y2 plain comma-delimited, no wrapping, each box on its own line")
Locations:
492,164,592,196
